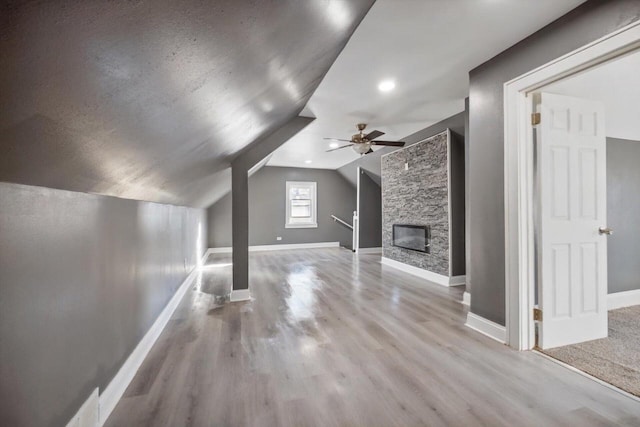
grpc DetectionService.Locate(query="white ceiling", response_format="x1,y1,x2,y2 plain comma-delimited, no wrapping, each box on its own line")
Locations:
268,0,586,170
544,50,640,141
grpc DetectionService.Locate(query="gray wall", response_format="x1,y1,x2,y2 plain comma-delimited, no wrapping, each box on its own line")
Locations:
208,192,233,247
382,131,450,276
358,169,382,248
607,138,640,294
337,112,466,186
468,0,640,325
0,182,206,427
208,166,356,248
450,131,466,277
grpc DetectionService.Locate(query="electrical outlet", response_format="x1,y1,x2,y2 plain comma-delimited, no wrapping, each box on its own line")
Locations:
184,258,187,269
276,236,282,241
404,162,409,171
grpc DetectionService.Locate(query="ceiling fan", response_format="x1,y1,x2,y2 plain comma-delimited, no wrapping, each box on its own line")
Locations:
324,123,405,155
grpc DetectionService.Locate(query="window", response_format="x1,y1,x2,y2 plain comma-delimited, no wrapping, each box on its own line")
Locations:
286,181,317,228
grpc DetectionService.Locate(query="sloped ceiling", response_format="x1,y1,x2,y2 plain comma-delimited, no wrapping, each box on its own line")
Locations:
268,0,586,170
0,0,374,208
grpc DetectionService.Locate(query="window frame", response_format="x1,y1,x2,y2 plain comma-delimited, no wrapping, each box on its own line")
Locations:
285,181,318,229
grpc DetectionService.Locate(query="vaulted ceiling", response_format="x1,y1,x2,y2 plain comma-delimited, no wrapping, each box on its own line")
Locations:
0,0,374,207
268,0,587,170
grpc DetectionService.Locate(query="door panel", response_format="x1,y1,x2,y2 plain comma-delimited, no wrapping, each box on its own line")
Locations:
537,92,608,349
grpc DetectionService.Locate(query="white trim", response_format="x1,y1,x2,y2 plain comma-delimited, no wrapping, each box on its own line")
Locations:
465,312,506,344
380,256,460,287
357,247,382,254
608,289,640,310
230,289,251,302
285,181,317,228
66,388,99,427
98,250,208,426
462,291,471,306
205,242,340,255
504,21,640,351
534,350,640,403
284,223,318,229
250,242,339,252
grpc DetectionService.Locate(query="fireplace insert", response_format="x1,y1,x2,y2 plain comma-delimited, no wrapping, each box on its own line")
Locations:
392,224,430,253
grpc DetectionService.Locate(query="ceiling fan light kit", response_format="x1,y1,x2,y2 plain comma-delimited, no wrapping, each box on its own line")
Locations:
323,123,405,155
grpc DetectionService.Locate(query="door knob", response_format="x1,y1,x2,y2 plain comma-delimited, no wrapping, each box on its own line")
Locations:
599,227,613,235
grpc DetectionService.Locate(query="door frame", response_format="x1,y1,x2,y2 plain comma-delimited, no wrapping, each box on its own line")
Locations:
503,20,640,350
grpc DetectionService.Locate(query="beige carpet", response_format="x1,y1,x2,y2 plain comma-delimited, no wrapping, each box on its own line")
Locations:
543,306,640,396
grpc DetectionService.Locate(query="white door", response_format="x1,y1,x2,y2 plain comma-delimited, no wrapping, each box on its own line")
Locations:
537,92,608,349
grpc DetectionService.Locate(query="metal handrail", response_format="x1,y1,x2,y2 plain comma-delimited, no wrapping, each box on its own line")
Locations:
330,214,353,230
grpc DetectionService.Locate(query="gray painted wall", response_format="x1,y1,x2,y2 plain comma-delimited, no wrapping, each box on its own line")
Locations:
450,131,466,277
337,112,466,186
382,131,450,276
208,166,356,248
0,182,206,427
208,192,233,247
468,0,640,325
607,138,640,294
358,169,382,248
464,98,471,291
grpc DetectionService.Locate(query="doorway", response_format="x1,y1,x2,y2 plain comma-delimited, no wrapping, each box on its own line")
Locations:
532,50,640,396
356,166,382,253
504,19,640,395
504,21,640,350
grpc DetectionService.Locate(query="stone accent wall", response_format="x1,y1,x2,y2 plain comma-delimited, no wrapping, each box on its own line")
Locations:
381,130,449,276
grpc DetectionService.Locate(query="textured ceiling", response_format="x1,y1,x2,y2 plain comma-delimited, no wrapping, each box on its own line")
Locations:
0,0,374,207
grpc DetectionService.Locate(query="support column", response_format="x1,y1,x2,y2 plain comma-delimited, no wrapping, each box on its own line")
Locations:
230,163,250,301
229,116,315,302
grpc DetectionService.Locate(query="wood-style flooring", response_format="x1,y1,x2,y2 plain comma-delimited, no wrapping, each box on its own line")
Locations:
106,248,640,426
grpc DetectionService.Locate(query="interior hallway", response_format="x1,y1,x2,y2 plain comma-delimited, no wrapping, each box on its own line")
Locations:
105,249,640,426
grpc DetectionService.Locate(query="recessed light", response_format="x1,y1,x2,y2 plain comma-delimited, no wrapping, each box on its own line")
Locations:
305,160,312,164
378,79,396,92
329,142,340,149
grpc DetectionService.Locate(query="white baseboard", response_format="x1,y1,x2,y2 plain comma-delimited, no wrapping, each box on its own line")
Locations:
380,257,460,287
250,242,339,251
66,388,99,427
230,289,251,302
465,312,506,344
462,291,471,306
206,247,232,255
98,251,207,426
205,242,340,256
608,289,640,310
357,247,382,254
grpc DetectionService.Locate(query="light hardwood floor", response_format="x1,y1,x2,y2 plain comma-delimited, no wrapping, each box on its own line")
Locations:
106,248,640,426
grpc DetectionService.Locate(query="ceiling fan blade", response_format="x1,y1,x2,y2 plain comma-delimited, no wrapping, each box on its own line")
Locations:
371,140,405,147
326,144,353,152
365,148,374,154
364,130,385,141
323,138,352,142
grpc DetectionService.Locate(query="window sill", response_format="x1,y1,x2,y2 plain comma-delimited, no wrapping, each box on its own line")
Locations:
285,223,318,229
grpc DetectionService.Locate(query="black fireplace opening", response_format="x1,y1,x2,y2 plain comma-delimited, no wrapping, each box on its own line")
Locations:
392,224,430,253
